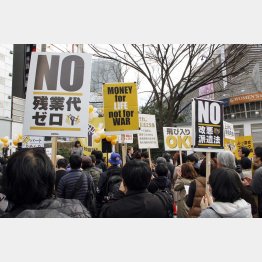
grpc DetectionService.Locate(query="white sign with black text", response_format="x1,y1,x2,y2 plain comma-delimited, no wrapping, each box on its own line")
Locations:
138,114,159,149
23,52,92,137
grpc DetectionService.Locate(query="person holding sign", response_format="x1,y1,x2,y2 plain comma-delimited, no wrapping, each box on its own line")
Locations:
174,163,198,218
200,168,252,218
186,159,217,218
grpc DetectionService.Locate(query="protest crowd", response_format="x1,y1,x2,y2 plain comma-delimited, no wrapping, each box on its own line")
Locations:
0,143,261,218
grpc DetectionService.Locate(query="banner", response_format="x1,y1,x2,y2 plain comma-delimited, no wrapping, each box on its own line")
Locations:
138,114,159,149
22,136,44,148
163,127,192,151
224,121,235,140
23,52,92,137
234,136,254,160
103,82,139,133
118,134,133,144
192,98,224,152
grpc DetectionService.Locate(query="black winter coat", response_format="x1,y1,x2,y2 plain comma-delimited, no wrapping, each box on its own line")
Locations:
99,189,172,218
0,198,91,218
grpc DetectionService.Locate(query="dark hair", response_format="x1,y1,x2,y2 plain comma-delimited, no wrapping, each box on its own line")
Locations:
95,150,103,161
155,163,168,177
199,159,217,177
241,147,251,157
187,154,198,164
202,152,217,159
57,158,68,169
69,154,82,169
181,163,197,179
3,148,55,206
81,156,93,169
163,152,171,162
255,147,262,162
133,151,142,160
240,157,252,169
177,153,188,165
90,154,96,164
122,160,152,191
209,168,241,203
74,140,81,147
141,151,149,159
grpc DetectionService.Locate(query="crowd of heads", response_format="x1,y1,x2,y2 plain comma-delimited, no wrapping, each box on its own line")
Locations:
0,141,261,218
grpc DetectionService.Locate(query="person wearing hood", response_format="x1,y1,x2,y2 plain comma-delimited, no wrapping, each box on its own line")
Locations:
200,168,252,218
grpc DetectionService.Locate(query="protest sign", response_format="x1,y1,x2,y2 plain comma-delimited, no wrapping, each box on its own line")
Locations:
234,136,254,160
138,114,158,149
118,134,133,144
78,117,104,155
163,127,192,151
22,136,44,148
103,82,139,133
192,98,224,152
224,138,236,152
224,121,235,140
23,52,92,137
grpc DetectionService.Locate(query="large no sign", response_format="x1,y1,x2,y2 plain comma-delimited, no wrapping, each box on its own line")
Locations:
192,98,224,151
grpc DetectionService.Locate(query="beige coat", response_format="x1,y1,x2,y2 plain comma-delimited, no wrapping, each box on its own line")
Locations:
174,177,194,218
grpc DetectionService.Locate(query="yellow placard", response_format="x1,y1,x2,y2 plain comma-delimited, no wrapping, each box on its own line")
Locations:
103,82,139,132
224,138,236,152
78,117,104,156
234,136,254,160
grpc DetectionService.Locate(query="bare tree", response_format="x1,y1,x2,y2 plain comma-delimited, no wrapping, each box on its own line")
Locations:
89,44,250,148
91,59,141,90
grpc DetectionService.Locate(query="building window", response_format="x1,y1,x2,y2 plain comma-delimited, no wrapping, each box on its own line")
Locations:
234,125,244,137
251,123,262,148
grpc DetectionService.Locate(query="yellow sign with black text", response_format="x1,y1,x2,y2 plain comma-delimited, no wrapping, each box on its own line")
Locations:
234,136,254,160
103,82,139,133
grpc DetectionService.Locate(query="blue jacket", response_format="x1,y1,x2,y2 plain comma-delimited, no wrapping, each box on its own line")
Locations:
57,169,92,207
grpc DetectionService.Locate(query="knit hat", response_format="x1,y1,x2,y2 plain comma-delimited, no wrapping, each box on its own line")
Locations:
109,152,122,165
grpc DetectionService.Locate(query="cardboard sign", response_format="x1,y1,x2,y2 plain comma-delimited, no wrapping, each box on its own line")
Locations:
22,136,44,148
224,121,235,140
103,82,139,134
23,52,92,137
138,114,159,149
163,127,192,151
234,136,254,160
192,98,224,152
118,134,133,144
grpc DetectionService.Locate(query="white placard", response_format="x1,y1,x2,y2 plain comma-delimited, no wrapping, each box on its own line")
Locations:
22,136,44,148
118,134,133,144
163,127,192,151
224,121,235,140
138,114,159,149
23,52,92,137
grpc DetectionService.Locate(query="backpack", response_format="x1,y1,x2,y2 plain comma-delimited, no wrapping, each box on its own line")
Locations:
84,172,97,217
104,167,122,201
155,189,174,218
88,167,101,189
